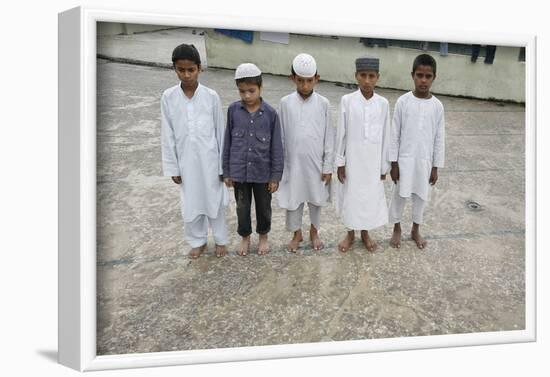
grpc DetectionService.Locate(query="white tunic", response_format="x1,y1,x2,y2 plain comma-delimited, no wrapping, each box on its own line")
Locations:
334,91,391,230
277,91,334,210
160,83,228,223
389,91,445,201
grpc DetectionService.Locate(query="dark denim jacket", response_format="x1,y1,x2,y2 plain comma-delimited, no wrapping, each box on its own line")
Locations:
222,100,284,183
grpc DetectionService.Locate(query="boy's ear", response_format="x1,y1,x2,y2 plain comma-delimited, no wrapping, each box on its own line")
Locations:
315,74,321,81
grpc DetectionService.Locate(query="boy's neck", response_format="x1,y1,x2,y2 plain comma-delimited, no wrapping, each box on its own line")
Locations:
244,99,262,113
297,90,314,100
360,88,374,100
181,82,199,98
412,90,432,99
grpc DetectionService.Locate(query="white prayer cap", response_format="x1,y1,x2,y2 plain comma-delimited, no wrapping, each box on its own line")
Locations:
235,63,262,79
292,53,317,78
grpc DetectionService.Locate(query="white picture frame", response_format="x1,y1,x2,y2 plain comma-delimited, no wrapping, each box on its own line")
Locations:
58,5,537,372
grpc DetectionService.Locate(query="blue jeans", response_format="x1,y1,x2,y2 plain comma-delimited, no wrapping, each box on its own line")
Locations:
484,45,496,64
233,182,272,237
471,44,481,62
440,42,448,56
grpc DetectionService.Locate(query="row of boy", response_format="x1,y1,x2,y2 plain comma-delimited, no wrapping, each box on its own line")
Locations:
160,44,445,259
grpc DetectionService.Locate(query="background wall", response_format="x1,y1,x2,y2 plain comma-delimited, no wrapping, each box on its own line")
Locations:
97,22,180,35
206,31,526,102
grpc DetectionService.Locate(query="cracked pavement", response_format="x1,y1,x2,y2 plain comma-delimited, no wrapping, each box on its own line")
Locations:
96,59,525,355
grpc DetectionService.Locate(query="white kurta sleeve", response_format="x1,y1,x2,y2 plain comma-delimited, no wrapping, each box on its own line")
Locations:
334,97,347,167
277,100,288,165
380,101,391,175
277,100,290,183
160,94,180,177
389,99,402,162
322,100,335,174
213,93,225,175
432,105,445,168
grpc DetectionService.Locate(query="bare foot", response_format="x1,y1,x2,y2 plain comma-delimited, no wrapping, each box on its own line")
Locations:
188,244,206,259
237,236,250,256
411,229,427,249
287,230,303,253
310,225,324,251
338,231,355,253
390,223,402,248
258,234,270,255
215,244,227,258
360,230,377,252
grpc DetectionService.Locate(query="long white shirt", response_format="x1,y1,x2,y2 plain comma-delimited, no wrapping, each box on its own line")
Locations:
334,91,391,230
277,91,334,210
389,91,445,201
160,83,228,223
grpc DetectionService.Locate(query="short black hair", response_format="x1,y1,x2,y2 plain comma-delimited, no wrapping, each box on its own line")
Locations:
171,43,201,65
412,54,437,75
290,65,318,77
236,75,262,87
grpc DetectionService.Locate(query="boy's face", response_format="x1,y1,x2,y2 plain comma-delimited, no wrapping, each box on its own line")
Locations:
355,70,380,95
291,74,319,97
412,65,435,96
237,82,262,107
174,59,201,87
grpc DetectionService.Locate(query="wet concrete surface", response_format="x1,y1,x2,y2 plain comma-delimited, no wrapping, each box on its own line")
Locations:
97,27,208,67
96,59,525,355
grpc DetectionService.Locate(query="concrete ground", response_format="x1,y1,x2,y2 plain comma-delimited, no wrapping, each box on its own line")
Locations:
95,29,525,355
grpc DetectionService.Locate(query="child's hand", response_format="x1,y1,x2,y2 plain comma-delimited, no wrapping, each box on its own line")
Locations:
224,178,233,187
268,181,279,193
380,174,386,181
322,173,332,185
171,176,182,184
337,166,346,183
390,163,399,184
429,167,438,185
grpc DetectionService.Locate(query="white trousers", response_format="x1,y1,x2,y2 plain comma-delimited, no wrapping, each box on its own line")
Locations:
184,206,227,248
285,202,321,232
388,184,426,225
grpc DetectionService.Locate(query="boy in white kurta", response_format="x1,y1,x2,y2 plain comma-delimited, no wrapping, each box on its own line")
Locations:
388,54,445,249
277,53,334,252
161,44,228,259
335,57,391,252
